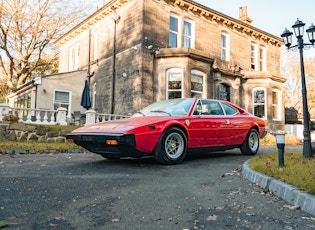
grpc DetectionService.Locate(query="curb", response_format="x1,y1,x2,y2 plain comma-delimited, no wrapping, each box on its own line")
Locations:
242,159,315,216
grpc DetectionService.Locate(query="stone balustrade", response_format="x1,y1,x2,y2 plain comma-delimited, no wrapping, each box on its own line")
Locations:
0,104,130,126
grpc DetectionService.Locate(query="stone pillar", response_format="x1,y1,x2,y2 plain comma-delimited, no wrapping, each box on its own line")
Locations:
85,110,96,126
56,107,67,126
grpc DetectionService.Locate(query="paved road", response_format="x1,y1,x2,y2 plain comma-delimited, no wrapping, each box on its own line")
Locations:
0,147,314,230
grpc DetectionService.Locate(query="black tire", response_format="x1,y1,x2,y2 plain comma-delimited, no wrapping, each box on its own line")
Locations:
240,128,260,155
154,127,187,165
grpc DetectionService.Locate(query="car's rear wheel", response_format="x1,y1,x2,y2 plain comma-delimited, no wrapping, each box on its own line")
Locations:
240,128,259,155
154,127,187,165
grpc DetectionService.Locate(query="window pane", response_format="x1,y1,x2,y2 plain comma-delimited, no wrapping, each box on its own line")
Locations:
169,33,177,47
184,21,192,48
254,90,265,103
168,91,182,99
221,102,237,115
191,74,202,91
55,91,70,103
184,21,191,36
221,33,228,60
254,105,265,118
221,34,226,48
168,72,182,89
272,91,278,104
170,16,178,31
184,37,191,48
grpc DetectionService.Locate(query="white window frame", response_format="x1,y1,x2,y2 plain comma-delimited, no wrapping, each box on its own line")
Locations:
221,32,230,61
259,46,267,71
250,43,258,70
69,43,80,71
166,68,183,99
169,14,181,48
252,87,267,119
183,18,194,48
191,69,205,98
272,88,281,120
53,89,72,117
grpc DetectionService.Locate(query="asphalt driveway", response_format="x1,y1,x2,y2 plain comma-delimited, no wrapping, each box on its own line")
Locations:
0,147,314,229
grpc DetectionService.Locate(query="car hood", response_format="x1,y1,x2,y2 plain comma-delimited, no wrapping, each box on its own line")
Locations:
71,116,174,134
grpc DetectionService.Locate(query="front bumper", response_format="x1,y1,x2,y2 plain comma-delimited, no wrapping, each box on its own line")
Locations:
66,133,148,158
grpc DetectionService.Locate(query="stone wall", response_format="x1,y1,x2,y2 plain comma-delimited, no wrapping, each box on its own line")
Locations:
0,122,71,143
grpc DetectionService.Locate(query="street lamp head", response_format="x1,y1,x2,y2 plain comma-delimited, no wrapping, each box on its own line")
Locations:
281,28,293,48
292,18,305,39
306,23,315,45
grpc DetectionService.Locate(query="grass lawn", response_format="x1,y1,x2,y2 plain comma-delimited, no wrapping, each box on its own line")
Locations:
249,151,315,195
0,141,82,151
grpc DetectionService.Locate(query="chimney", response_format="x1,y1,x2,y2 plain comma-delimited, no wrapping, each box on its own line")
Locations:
239,6,252,24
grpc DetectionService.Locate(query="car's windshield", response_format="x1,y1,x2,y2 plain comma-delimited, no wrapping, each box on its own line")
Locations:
133,98,195,116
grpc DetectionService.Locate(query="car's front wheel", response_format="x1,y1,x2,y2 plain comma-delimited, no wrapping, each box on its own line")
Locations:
240,128,259,155
154,127,187,165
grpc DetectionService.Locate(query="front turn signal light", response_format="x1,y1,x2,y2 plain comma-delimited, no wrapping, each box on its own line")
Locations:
106,140,118,145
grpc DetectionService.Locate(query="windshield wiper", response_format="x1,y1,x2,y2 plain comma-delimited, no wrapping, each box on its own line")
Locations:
134,111,145,116
150,110,172,116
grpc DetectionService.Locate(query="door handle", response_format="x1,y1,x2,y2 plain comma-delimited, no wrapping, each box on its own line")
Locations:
225,120,230,124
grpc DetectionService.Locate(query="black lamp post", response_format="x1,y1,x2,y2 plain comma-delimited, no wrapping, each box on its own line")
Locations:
281,19,315,159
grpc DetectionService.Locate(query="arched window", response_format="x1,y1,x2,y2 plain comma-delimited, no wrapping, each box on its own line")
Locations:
252,87,266,118
191,69,205,98
166,68,183,99
219,84,230,101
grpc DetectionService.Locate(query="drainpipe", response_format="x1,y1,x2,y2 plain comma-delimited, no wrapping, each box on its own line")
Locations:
111,14,120,114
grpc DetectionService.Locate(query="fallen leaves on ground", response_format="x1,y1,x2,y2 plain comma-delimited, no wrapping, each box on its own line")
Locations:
283,204,300,210
206,215,217,221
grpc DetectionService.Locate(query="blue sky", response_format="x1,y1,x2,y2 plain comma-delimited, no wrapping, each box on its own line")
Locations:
195,0,315,58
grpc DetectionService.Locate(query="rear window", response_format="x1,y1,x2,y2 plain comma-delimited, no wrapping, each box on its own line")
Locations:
221,102,238,115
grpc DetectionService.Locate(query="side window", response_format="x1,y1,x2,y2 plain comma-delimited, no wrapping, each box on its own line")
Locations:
196,100,224,115
54,90,71,117
252,87,266,118
221,102,238,115
221,32,230,61
184,19,194,48
259,46,267,71
250,43,257,70
169,15,180,48
191,69,205,98
272,88,281,120
166,68,183,99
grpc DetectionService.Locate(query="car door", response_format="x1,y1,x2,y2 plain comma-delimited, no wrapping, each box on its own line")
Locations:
219,102,249,145
188,100,227,147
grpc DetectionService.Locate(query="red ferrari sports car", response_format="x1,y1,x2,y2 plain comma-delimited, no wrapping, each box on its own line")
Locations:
66,98,266,164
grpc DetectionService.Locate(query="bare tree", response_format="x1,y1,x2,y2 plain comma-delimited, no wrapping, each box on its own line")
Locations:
282,49,315,117
0,0,101,91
